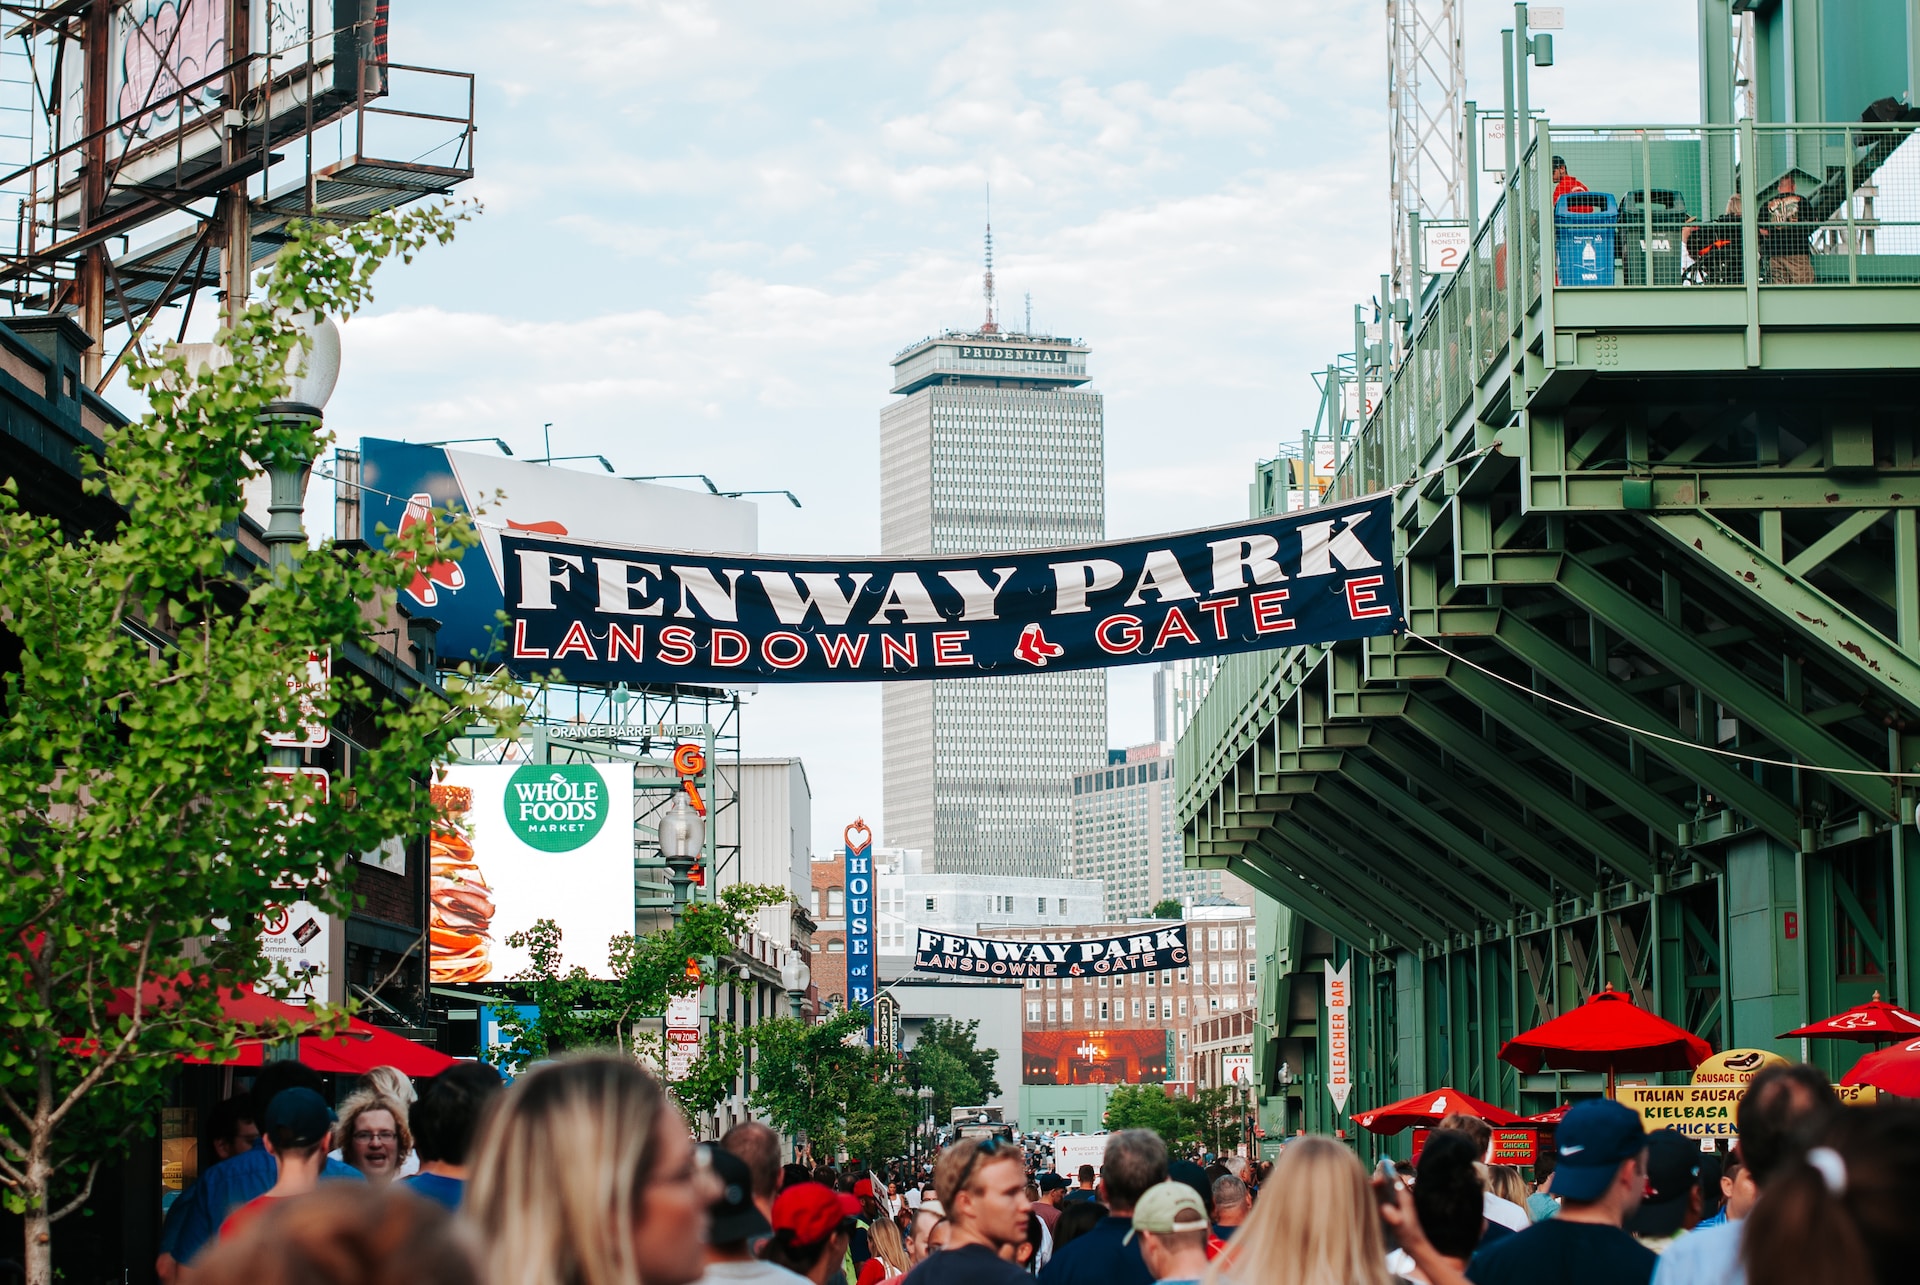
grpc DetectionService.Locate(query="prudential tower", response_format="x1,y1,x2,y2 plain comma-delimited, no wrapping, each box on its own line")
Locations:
878,221,1107,877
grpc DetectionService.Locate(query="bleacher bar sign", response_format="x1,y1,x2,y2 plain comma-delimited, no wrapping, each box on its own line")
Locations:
1325,960,1352,1113
500,494,1401,685
914,925,1189,979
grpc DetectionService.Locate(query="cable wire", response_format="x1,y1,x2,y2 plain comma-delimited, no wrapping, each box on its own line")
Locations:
1401,629,1920,783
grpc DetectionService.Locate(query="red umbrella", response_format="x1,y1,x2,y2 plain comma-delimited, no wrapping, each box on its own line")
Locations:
1780,992,1920,1043
1354,1086,1523,1134
1499,987,1712,1094
1519,1104,1570,1125
1840,1038,1920,1097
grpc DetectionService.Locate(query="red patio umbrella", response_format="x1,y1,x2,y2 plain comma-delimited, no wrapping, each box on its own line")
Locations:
1519,1103,1570,1125
1499,987,1712,1094
1840,1038,1920,1097
1780,992,1920,1043
1354,1086,1523,1134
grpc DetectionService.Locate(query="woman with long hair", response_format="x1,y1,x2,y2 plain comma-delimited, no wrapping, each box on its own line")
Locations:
1203,1137,1391,1285
1745,1101,1920,1285
857,1217,912,1284
464,1055,719,1285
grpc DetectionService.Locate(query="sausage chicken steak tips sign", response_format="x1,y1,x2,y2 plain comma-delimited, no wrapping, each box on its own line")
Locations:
500,494,1401,684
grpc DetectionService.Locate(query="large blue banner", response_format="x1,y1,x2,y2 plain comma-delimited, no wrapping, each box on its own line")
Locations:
499,493,1400,684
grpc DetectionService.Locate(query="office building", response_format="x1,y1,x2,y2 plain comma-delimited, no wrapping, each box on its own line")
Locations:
1071,743,1251,920
879,290,1107,876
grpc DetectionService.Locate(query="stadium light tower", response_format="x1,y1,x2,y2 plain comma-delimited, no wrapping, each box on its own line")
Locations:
1387,0,1468,301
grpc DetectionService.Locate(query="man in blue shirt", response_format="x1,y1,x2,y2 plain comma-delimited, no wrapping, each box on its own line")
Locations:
401,1061,504,1209
169,1062,364,1264
1038,1130,1167,1285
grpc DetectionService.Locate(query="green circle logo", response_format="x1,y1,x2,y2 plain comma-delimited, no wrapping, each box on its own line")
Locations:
504,764,609,852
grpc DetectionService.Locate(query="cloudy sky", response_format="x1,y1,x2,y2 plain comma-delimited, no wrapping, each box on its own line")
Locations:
325,0,1697,857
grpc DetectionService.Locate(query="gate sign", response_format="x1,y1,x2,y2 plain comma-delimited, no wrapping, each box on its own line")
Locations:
500,495,1401,685
1223,1054,1254,1085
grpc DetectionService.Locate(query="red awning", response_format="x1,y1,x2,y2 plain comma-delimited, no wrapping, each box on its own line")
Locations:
1353,1086,1523,1134
1841,1038,1920,1096
1780,994,1920,1043
1499,988,1712,1076
107,980,451,1076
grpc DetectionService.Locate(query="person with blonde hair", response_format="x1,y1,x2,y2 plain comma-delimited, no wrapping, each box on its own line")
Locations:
1201,1136,1391,1285
859,1218,913,1284
464,1054,720,1285
335,1089,413,1187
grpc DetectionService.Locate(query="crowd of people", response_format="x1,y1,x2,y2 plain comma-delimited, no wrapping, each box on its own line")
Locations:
160,1055,1917,1285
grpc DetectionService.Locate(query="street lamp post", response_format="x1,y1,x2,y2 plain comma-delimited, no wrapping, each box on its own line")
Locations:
780,952,810,1020
658,793,703,922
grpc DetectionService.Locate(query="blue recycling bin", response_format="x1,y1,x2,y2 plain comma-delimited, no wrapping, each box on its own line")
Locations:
1555,191,1618,286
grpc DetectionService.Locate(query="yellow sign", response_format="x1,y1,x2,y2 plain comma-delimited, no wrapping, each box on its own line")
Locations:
1835,1083,1879,1106
1690,1048,1789,1086
1615,1085,1743,1139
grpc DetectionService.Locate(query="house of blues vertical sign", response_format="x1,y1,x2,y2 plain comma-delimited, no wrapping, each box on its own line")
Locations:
845,820,876,1043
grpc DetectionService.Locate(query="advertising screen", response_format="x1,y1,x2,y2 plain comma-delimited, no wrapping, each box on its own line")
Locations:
429,763,635,984
1023,1030,1171,1086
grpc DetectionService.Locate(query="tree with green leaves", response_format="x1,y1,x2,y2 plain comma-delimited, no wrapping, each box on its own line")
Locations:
1104,1083,1186,1147
749,1007,881,1160
0,207,504,1285
904,1017,1001,1122
485,883,790,1118
1151,898,1184,919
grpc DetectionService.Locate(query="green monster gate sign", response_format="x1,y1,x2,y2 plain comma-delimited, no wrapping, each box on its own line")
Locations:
504,764,610,851
500,495,1401,685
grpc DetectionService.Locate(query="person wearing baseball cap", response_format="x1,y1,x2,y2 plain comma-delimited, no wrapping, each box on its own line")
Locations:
1033,1172,1068,1233
697,1146,809,1285
1464,1099,1658,1285
1121,1182,1210,1285
216,1087,335,1243
764,1183,861,1285
1627,1130,1704,1253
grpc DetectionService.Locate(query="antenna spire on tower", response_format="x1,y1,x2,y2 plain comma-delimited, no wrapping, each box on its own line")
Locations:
981,183,998,334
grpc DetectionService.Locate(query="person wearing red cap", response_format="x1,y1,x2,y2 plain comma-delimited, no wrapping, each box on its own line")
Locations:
765,1183,862,1285
901,1138,1032,1285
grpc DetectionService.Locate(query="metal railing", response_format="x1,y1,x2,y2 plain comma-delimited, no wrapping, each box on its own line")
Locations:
1320,119,1920,507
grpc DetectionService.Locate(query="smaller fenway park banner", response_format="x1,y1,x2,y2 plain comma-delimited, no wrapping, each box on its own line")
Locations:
500,495,1399,684
914,925,1189,980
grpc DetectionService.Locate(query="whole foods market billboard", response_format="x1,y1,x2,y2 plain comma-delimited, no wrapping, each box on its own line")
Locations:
429,764,635,984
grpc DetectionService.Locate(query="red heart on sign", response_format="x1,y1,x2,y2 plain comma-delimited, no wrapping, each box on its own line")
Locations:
845,819,872,852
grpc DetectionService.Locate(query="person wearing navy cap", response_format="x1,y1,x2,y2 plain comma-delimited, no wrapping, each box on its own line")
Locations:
1464,1099,1659,1285
215,1087,336,1244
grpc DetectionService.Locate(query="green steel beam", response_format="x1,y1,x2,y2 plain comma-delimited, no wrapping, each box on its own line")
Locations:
1491,612,1805,845
1297,785,1518,925
1643,510,1920,726
1202,846,1391,953
1336,757,1555,913
1363,731,1602,894
1247,833,1423,955
1267,811,1464,943
1436,666,1690,854
1400,694,1659,886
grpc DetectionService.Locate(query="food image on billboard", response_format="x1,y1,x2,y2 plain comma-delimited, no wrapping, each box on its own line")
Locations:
430,763,635,984
1023,1030,1171,1086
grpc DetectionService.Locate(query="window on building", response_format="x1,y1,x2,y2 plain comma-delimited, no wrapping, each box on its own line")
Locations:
1178,970,1188,985
810,890,822,916
1208,962,1220,985
828,941,844,953
1131,999,1141,1018
1161,970,1172,986
1145,971,1156,987
1178,997,1188,1017
1222,961,1238,984
1099,1000,1109,1021
925,897,937,912
1178,1032,1188,1051
1224,994,1237,1009
1147,999,1158,1020
1222,929,1237,950
1247,992,1256,1009
1028,978,1041,990
1037,897,1047,914
1057,898,1067,914
828,888,844,918
1208,929,1220,950
1027,1002,1041,1022
1047,1001,1058,1022
1210,996,1220,1011
1084,999,1094,1019
1046,978,1057,990
1099,977,1108,989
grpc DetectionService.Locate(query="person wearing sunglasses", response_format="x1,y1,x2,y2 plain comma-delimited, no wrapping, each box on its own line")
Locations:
901,1138,1031,1285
